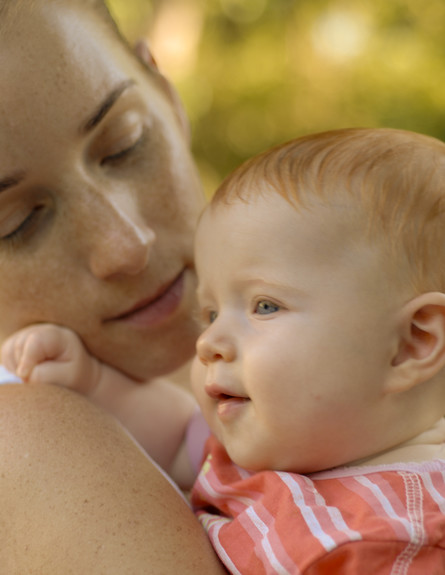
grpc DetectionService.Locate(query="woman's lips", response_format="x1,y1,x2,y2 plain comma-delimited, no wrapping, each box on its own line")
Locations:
107,271,185,328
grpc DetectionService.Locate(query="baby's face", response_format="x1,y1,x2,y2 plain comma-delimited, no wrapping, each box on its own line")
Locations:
192,191,406,473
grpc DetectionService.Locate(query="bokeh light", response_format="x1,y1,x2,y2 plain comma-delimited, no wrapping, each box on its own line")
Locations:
108,0,445,196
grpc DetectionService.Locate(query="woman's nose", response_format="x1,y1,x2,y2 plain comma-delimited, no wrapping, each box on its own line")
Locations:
86,195,155,279
196,324,236,365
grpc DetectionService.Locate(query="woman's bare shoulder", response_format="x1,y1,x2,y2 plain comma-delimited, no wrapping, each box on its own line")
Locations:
0,383,225,574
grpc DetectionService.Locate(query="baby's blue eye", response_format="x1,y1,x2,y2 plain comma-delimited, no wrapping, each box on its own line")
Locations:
208,310,218,323
255,300,280,315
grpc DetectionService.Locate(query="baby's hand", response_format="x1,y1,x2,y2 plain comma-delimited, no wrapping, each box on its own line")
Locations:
1,324,99,394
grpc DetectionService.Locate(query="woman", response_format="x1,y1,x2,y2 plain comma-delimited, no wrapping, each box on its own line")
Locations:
0,0,225,572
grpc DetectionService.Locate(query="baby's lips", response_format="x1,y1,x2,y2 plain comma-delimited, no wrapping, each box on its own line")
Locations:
205,381,248,401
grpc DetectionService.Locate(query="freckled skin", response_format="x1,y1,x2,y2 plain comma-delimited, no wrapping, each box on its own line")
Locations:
0,2,226,573
0,1,204,381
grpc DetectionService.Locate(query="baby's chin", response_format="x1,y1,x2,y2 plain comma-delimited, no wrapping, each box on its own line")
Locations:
224,443,347,475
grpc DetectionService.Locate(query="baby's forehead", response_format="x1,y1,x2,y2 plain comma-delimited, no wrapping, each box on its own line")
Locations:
194,190,399,304
202,194,394,280
200,190,361,250
205,184,356,223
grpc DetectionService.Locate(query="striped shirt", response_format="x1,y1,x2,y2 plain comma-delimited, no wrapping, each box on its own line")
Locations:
191,435,445,574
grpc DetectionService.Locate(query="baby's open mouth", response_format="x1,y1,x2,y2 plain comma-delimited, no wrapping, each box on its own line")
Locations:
215,395,250,419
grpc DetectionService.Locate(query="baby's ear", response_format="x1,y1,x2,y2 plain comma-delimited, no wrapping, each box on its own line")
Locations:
387,292,445,394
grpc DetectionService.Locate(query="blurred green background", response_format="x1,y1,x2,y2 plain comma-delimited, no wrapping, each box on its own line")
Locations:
107,0,445,196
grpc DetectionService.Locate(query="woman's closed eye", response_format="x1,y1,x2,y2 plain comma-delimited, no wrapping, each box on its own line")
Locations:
98,110,145,167
0,204,47,246
101,131,145,166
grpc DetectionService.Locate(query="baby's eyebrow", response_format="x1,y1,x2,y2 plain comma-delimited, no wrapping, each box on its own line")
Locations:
80,78,136,134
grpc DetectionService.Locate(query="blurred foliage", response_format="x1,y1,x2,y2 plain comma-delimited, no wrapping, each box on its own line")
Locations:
107,0,445,196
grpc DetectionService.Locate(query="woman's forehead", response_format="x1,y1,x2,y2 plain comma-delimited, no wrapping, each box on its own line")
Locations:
0,2,121,84
0,3,138,164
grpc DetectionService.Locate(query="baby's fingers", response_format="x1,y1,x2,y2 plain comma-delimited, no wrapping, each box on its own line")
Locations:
17,328,67,382
24,359,74,388
2,325,68,382
1,332,31,377
16,333,46,380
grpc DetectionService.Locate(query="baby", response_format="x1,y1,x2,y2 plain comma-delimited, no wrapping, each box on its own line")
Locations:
3,128,445,573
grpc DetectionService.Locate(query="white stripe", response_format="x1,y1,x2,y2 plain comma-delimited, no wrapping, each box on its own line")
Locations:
233,462,253,481
209,519,243,575
302,475,362,542
197,471,255,507
421,471,445,514
354,475,413,536
278,472,337,551
390,472,425,575
245,506,294,575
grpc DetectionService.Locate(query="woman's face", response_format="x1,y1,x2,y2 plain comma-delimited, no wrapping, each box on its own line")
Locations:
0,2,204,379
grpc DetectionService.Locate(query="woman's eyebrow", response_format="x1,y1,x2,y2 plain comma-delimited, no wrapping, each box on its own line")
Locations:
0,172,25,194
80,79,136,134
0,81,137,192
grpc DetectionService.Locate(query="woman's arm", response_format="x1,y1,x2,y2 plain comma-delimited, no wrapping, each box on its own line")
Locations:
0,383,226,574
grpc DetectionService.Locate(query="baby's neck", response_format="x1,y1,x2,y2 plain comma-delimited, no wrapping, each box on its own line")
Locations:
347,417,445,468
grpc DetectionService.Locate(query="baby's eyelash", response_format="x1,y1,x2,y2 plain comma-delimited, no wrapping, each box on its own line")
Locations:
253,299,281,315
193,307,217,330
193,308,209,330
207,310,217,324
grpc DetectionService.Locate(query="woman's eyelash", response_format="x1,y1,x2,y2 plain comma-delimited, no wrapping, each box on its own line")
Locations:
101,134,144,165
1,206,44,245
